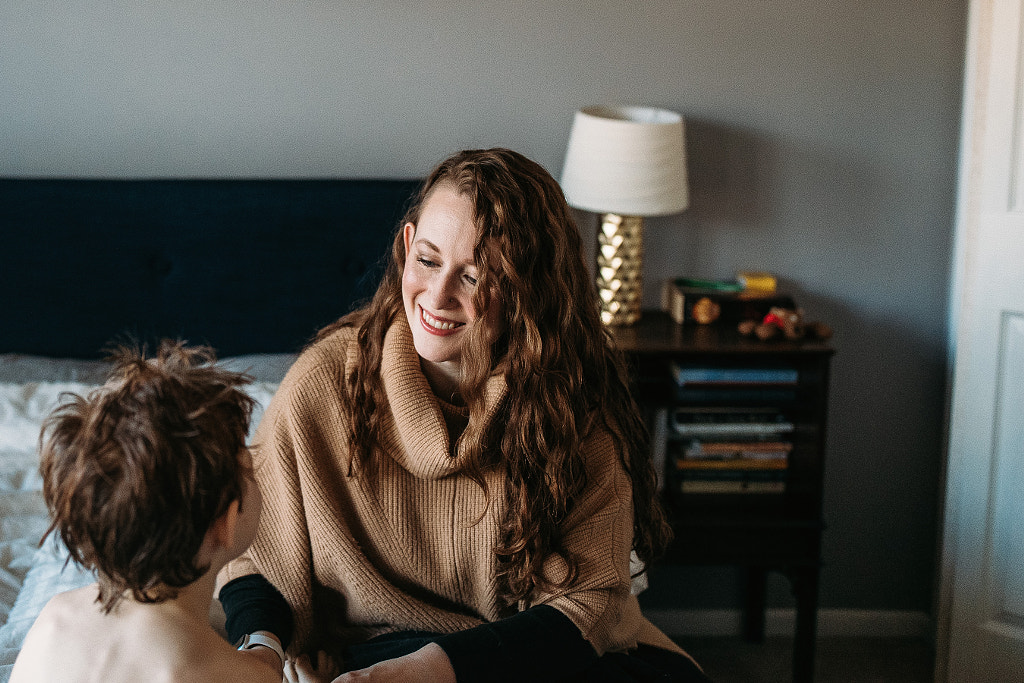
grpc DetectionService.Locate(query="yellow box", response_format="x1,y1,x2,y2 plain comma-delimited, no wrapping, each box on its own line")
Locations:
737,271,777,294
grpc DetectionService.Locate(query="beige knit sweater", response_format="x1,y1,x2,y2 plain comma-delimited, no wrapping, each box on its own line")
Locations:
218,317,683,659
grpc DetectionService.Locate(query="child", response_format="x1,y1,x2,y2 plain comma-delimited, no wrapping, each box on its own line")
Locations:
10,340,290,683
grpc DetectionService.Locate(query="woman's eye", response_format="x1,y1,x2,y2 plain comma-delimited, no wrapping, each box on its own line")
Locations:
463,274,478,286
417,257,438,268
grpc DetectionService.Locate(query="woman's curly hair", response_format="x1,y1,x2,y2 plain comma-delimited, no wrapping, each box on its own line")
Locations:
39,340,255,613
319,148,671,603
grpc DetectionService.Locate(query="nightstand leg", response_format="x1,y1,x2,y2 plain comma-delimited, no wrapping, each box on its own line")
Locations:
790,566,821,683
743,566,768,642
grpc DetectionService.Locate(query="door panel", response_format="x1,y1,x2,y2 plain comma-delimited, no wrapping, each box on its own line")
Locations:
940,0,1024,680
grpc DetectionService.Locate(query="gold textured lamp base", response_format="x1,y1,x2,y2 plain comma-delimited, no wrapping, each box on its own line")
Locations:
596,213,643,326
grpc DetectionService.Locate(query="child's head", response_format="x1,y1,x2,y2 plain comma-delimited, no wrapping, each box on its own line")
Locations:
39,340,257,613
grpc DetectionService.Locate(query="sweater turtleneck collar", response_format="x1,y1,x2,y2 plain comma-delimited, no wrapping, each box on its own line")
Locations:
379,316,507,480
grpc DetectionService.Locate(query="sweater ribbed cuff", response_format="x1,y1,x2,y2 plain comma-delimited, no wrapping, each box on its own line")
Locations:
218,574,295,650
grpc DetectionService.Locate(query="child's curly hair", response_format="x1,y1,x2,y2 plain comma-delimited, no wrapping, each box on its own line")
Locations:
39,340,255,613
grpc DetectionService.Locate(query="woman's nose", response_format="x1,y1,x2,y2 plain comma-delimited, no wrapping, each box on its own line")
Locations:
427,273,458,309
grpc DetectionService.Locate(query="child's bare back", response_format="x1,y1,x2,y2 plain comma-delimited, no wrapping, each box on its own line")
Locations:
13,583,279,683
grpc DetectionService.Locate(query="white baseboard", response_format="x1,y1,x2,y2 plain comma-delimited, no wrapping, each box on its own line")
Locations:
644,608,933,639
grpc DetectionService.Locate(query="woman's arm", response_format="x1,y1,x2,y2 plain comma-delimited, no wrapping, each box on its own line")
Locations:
331,642,454,683
219,574,295,647
432,604,597,683
329,605,595,683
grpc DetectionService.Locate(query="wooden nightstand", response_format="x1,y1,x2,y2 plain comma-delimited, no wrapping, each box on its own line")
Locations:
612,310,834,683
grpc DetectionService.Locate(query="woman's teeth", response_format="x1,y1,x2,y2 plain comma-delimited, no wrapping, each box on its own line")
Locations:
422,308,463,330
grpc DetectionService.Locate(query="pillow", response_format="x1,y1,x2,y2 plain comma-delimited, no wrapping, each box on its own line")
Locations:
219,353,297,385
0,378,279,481
0,381,99,630
0,355,109,385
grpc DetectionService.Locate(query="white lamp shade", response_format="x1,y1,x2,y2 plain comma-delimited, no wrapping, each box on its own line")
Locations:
560,105,689,217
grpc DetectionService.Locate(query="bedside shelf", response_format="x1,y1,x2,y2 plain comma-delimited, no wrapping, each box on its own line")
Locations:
612,310,834,683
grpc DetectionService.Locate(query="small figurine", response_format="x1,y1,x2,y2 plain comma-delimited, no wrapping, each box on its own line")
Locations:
738,306,833,342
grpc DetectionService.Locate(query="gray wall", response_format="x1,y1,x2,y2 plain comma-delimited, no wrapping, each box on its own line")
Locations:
1,1,967,618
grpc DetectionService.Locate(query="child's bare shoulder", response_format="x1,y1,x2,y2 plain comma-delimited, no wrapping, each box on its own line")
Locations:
9,585,100,682
51,582,100,607
23,583,98,637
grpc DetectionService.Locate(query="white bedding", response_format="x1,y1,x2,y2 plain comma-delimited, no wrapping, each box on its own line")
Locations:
0,353,293,681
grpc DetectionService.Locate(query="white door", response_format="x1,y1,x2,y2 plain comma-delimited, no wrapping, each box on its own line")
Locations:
938,0,1024,680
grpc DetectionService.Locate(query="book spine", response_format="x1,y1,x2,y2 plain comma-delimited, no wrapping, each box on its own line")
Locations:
685,440,793,454
676,468,786,481
671,364,799,386
681,440,792,461
680,480,786,494
671,421,795,436
671,387,798,403
651,407,669,491
675,457,789,470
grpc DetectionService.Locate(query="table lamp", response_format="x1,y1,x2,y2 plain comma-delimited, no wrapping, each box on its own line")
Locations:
560,105,689,325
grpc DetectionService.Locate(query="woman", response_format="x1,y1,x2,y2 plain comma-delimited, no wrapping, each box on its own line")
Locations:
218,148,709,682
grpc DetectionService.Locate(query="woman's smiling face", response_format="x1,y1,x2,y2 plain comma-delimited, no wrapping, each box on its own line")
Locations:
402,185,490,385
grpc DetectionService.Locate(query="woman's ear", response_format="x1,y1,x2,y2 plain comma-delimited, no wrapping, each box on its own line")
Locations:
207,499,241,551
403,222,416,257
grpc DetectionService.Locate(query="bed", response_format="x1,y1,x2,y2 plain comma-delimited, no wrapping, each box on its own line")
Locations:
0,177,422,680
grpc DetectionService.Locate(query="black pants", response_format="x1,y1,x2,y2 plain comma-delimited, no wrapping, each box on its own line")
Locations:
342,630,714,683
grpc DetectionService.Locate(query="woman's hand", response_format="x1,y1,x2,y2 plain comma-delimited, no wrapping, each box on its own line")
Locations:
330,642,455,683
286,652,340,683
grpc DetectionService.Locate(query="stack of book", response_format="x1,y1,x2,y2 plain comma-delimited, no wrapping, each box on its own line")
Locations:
672,434,792,494
670,409,793,494
668,365,796,494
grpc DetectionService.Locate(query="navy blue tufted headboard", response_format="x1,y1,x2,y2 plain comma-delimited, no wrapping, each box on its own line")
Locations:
1,178,422,357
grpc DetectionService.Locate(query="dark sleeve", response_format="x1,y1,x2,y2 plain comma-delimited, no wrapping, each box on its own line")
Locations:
433,604,598,683
218,574,295,649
